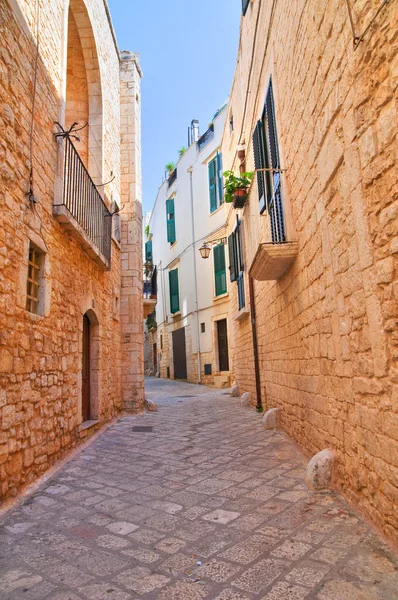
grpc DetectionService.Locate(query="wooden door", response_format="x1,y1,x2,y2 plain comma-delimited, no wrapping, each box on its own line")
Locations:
82,314,90,421
172,327,187,379
217,319,229,372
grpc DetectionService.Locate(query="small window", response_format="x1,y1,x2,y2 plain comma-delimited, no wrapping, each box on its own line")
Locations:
229,113,234,134
242,0,250,15
26,243,45,314
160,334,163,350
201,322,205,333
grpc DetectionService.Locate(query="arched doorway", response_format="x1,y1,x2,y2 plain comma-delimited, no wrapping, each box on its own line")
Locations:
64,0,103,182
82,314,91,421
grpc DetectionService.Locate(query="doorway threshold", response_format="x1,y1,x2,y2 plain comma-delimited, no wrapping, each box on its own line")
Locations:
81,419,100,431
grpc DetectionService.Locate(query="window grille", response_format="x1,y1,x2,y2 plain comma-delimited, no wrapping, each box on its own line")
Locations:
26,244,43,314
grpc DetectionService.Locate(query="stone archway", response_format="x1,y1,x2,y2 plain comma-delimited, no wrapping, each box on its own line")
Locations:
64,0,103,182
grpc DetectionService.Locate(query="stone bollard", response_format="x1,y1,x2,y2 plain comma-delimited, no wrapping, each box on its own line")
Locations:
155,372,160,378
144,399,158,412
240,392,251,407
230,384,239,397
305,449,334,490
263,408,281,430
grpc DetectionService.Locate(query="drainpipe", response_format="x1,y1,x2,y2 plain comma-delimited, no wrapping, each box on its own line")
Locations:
249,275,263,412
188,167,202,384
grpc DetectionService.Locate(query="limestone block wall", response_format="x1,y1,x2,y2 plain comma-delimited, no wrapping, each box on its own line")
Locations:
0,0,143,500
223,0,397,543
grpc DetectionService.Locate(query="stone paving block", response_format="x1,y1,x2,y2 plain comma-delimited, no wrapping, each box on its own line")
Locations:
231,558,285,594
261,580,310,599
193,559,240,583
202,509,240,525
157,580,209,600
115,566,170,594
106,521,139,535
219,534,277,564
78,582,132,600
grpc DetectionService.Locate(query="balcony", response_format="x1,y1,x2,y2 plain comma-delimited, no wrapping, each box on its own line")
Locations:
248,169,298,281
167,168,177,188
143,264,157,318
54,136,112,269
197,124,214,153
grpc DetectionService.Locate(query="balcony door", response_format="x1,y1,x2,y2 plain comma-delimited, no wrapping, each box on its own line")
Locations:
82,314,91,421
217,319,229,372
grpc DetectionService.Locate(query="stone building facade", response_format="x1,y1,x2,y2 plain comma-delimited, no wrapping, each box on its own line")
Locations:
0,0,144,501
223,0,397,543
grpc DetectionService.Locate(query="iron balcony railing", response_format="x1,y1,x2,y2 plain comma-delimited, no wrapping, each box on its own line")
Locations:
197,124,214,153
252,167,287,244
168,168,177,188
237,272,245,311
62,136,112,262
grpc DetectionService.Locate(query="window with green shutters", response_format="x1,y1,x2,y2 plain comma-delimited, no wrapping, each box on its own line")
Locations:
166,198,176,243
208,152,224,213
169,268,180,313
145,240,152,262
213,244,227,296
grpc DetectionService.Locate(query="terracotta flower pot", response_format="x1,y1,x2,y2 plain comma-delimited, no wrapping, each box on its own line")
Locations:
233,187,248,209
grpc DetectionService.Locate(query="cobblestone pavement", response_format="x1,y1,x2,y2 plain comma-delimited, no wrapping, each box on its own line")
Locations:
1,378,398,600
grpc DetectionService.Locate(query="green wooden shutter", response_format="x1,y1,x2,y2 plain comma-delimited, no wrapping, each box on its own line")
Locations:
217,152,223,204
214,244,227,296
166,199,176,243
169,269,180,313
208,158,217,213
145,240,152,262
228,233,237,282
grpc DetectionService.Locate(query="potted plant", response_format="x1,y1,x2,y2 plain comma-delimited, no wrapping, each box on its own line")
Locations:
165,162,176,175
223,170,254,209
178,147,187,158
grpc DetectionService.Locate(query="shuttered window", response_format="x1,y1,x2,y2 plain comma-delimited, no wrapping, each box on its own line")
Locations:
208,152,224,213
166,198,176,243
208,158,217,213
228,232,237,282
253,119,267,213
145,240,152,262
169,268,180,313
213,244,227,296
252,79,285,242
228,220,245,308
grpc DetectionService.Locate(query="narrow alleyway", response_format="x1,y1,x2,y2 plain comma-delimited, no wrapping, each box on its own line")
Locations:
1,379,397,600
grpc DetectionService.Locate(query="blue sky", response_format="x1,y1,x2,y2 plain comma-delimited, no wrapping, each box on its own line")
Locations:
107,0,241,213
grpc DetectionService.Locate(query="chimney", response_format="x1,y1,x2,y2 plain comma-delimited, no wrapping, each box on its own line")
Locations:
188,119,200,146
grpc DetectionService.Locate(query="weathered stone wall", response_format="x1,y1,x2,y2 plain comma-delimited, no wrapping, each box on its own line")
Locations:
223,0,397,543
0,0,143,500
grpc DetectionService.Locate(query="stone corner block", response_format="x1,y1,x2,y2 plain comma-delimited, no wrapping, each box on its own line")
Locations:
262,407,281,430
230,384,239,397
144,399,158,412
240,392,251,407
305,448,334,490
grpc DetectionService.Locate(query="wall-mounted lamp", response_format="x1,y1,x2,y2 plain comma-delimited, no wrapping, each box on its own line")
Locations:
199,243,211,259
199,238,226,259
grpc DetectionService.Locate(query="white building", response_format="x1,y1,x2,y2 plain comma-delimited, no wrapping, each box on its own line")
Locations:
146,104,233,386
